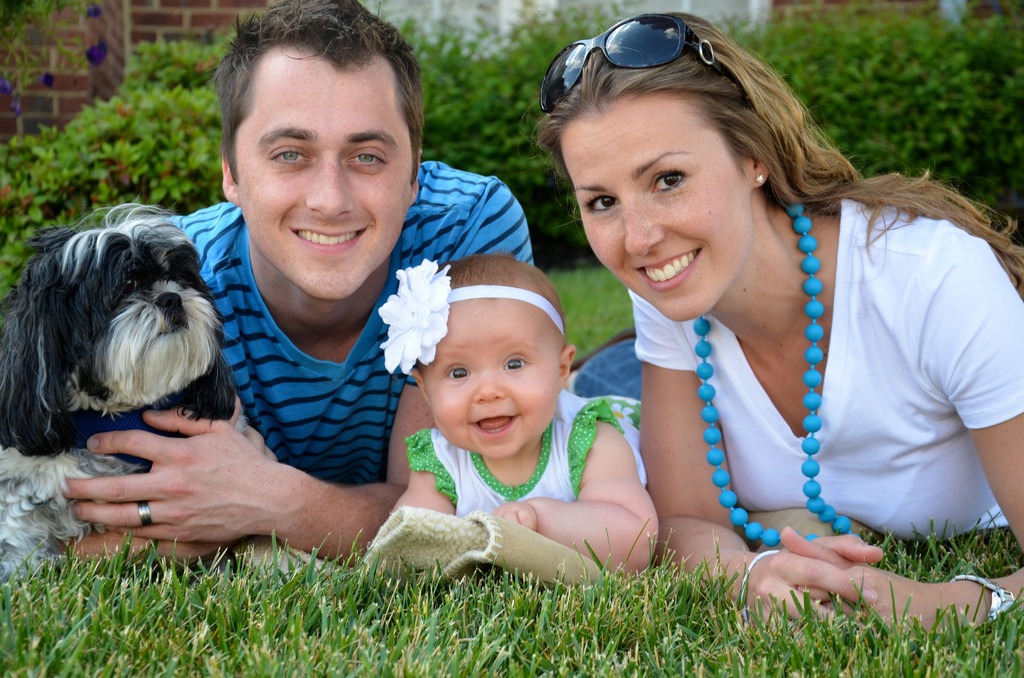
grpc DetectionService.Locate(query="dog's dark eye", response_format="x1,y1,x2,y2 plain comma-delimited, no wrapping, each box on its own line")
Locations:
123,276,139,294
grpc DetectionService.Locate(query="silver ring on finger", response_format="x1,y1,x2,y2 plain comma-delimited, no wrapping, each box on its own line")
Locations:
137,501,153,527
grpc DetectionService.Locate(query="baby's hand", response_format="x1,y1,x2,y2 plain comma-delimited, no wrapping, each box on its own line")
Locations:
493,502,538,530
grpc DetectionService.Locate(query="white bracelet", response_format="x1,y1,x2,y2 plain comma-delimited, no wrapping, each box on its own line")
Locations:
740,549,780,607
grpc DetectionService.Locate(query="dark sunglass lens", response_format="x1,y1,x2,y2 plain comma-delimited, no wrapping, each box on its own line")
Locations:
605,16,684,68
541,43,589,111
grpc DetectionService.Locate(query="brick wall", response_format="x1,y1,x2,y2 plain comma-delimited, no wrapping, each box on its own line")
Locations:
128,0,268,44
0,1,124,138
0,0,268,140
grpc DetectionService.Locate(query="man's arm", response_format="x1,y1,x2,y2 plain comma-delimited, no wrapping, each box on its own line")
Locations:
66,411,405,559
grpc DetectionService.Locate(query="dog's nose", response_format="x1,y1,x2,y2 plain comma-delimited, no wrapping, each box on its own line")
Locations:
156,292,187,329
156,292,182,310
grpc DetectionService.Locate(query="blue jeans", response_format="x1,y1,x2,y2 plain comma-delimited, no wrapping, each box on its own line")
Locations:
570,338,642,401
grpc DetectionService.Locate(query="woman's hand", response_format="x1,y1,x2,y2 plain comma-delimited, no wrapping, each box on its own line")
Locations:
740,528,885,620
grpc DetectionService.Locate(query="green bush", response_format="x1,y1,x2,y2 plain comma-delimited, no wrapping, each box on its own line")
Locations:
744,7,1024,208
0,84,222,293
120,38,224,93
1,7,1022,297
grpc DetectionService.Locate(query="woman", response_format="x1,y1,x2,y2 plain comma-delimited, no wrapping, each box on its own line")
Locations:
537,12,1024,626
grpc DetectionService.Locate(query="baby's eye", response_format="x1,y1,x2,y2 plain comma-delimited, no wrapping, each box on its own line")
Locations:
449,366,468,379
505,358,524,371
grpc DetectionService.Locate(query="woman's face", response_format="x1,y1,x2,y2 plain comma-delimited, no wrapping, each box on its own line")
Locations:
560,93,762,322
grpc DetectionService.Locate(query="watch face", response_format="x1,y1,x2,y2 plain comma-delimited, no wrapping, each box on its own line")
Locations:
991,590,1016,620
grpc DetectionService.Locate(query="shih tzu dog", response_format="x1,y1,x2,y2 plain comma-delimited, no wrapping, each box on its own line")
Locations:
0,204,237,581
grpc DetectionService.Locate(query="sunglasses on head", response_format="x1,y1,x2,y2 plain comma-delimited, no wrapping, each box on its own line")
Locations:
539,13,740,114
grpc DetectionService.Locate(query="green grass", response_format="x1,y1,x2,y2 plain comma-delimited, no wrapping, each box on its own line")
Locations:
3,530,1023,675
4,267,1024,675
548,265,633,356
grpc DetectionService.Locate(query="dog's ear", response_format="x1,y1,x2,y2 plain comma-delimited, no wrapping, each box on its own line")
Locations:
0,228,81,454
180,352,238,422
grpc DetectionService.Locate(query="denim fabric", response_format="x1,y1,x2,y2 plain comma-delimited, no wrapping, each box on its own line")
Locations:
570,339,642,401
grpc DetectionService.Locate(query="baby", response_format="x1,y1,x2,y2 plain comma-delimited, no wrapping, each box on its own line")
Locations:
380,253,657,572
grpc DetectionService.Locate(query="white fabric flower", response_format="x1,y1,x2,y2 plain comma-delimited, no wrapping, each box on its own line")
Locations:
379,259,452,373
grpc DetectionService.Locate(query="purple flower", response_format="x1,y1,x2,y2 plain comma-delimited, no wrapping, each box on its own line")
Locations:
0,77,12,95
86,4,102,19
40,72,55,87
10,95,21,117
86,39,108,66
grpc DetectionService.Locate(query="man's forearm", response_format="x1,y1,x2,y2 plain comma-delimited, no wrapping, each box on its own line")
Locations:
265,470,405,558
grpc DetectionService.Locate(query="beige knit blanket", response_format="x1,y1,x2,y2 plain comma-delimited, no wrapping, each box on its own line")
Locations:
365,506,601,585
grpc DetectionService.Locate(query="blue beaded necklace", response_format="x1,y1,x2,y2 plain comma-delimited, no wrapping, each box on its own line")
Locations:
695,204,852,547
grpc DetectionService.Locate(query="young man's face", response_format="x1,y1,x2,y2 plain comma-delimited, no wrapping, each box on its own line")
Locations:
223,49,419,308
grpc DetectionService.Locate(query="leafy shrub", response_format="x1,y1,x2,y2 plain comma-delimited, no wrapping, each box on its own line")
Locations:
0,84,222,293
744,7,1024,208
120,38,224,93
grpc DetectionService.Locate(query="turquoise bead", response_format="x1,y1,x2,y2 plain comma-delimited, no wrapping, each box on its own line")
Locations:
745,522,764,541
801,255,821,275
803,277,823,296
803,369,823,388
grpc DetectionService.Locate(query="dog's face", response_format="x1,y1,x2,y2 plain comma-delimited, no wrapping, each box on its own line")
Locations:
0,205,237,456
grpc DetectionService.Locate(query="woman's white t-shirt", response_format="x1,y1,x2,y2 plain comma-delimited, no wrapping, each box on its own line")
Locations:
633,200,1024,539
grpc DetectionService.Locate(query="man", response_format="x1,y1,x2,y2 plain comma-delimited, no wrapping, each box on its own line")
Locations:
66,0,531,558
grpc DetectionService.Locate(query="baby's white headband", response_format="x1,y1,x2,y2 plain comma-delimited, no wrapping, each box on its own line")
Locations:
379,259,564,374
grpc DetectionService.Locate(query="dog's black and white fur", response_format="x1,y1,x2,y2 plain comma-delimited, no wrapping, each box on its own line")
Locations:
0,204,237,581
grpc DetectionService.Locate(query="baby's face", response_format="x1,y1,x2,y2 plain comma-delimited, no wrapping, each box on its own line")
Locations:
414,298,572,466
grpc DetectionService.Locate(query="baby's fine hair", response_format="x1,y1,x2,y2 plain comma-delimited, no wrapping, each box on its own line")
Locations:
444,254,566,328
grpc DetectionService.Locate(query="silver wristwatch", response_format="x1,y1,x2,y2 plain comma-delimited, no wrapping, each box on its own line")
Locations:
951,574,1016,621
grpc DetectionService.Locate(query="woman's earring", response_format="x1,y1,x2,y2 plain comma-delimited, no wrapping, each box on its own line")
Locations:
756,174,766,185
